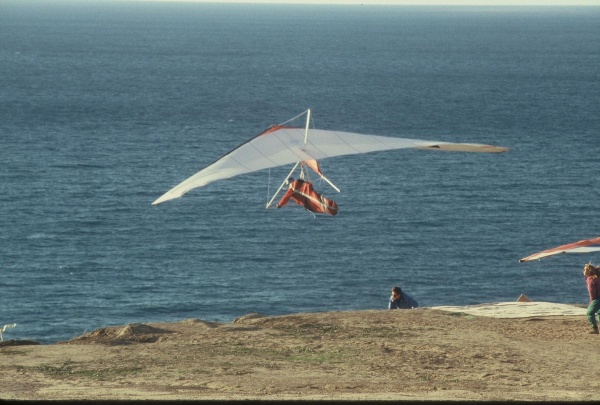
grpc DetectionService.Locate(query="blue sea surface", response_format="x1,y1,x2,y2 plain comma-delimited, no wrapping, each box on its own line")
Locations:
1,2,599,343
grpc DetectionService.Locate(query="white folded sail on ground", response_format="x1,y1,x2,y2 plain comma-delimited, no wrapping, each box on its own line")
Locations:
519,237,600,262
152,109,509,206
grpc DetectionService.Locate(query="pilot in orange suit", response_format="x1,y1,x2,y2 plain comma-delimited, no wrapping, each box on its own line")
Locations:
276,178,339,216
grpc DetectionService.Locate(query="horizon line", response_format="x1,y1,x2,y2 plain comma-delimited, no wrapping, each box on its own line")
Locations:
132,0,600,5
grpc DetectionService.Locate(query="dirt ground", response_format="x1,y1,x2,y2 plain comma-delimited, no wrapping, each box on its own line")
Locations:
1,308,599,400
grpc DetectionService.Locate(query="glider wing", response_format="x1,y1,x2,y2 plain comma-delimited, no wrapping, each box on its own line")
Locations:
153,123,508,206
519,237,600,262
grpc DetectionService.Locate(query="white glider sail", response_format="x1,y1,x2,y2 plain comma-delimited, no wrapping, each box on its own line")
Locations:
152,110,509,206
519,237,600,262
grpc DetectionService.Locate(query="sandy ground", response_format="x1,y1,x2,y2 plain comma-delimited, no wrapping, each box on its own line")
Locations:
1,302,599,401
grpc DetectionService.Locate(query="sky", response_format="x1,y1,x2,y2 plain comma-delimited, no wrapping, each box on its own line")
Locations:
133,0,600,4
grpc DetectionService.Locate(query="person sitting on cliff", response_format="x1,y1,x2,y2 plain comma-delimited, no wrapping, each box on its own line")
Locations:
388,286,418,309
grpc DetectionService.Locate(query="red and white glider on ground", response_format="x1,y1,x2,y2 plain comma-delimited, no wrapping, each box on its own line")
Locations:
519,237,600,262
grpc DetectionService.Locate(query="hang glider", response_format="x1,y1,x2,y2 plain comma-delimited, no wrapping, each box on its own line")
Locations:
519,237,600,262
152,109,509,206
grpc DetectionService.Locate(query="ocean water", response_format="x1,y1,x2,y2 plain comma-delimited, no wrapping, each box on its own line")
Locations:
1,2,599,344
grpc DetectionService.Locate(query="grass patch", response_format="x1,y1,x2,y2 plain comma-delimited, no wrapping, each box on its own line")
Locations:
0,349,28,355
290,347,359,364
444,312,477,319
24,361,144,380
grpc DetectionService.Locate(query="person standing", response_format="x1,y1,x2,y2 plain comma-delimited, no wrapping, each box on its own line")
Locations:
388,286,418,309
584,263,600,334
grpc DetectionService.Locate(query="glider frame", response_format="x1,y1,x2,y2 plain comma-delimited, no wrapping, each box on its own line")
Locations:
265,109,340,209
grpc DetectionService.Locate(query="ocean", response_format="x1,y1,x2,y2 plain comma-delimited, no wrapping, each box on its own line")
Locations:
1,1,599,344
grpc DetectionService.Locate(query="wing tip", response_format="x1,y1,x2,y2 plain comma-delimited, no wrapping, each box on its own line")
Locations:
152,188,189,206
152,193,174,206
418,144,510,153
